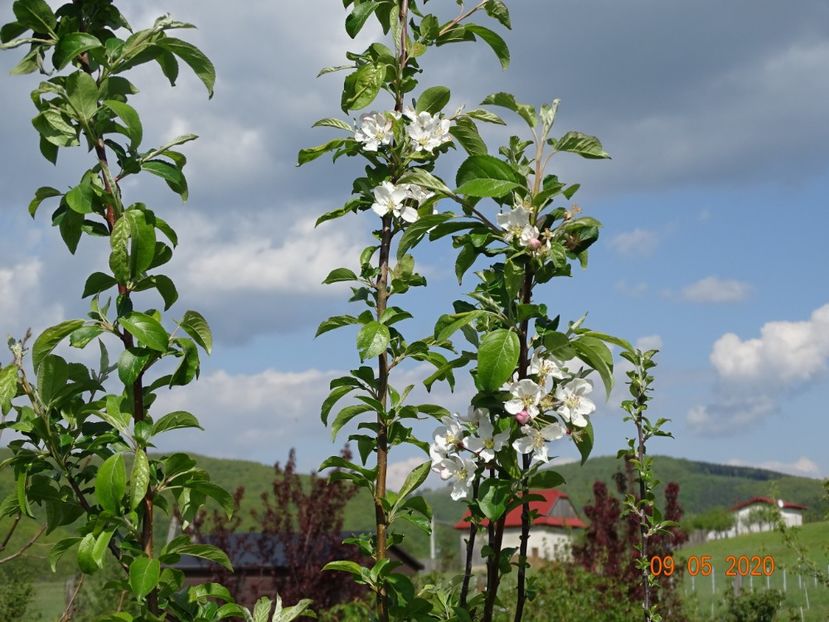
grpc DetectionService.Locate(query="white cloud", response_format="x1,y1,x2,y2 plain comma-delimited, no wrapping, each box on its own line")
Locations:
726,457,822,478
0,259,64,337
615,280,648,297
636,335,663,351
387,457,429,492
710,303,829,387
609,228,659,256
681,276,752,303
176,214,363,296
687,396,777,434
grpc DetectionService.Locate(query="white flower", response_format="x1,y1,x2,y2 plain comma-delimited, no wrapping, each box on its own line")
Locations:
404,107,452,153
529,351,567,389
354,112,393,152
504,378,543,420
464,417,510,462
518,225,541,248
371,181,419,223
431,416,465,453
512,423,566,465
402,184,435,205
458,406,487,426
435,456,478,500
497,208,531,243
555,378,595,428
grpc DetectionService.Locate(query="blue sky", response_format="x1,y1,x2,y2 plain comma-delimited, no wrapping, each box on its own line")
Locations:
1,1,828,487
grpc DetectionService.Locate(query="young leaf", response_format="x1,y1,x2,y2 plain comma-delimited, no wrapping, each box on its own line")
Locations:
179,310,212,354
129,556,161,598
95,453,126,514
415,86,451,115
129,449,150,511
120,312,169,352
357,321,390,360
157,37,216,97
476,329,520,391
555,131,610,159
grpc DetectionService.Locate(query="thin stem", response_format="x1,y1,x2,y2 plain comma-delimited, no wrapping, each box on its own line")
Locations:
482,513,506,622
459,476,481,608
438,0,488,37
0,525,45,564
635,400,651,621
59,574,85,622
0,514,20,552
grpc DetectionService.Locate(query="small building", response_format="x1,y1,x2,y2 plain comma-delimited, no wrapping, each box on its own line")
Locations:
454,489,585,565
715,497,806,539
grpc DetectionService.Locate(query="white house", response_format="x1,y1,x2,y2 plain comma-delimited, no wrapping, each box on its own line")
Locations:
714,497,806,539
454,489,585,565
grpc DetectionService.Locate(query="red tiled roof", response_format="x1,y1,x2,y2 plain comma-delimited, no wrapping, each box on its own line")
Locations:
453,489,586,530
731,496,807,512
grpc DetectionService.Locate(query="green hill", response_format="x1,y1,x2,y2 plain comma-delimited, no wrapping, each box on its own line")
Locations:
679,521,829,621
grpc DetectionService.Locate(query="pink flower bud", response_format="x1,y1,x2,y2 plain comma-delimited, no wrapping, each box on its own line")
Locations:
515,410,531,425
527,238,542,251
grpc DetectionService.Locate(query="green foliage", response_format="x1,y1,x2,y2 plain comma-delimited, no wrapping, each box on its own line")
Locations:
0,563,37,621
722,589,786,622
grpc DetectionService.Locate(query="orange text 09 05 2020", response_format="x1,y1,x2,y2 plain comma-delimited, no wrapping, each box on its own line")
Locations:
649,555,776,577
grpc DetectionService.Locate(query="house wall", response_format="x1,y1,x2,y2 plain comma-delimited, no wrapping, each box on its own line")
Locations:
709,504,804,540
458,526,574,566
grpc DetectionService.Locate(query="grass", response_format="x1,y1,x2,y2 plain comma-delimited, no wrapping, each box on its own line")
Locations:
678,521,829,621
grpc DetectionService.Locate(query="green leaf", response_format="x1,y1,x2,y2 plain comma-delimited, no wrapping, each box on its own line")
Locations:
357,321,390,360
449,117,487,156
96,454,126,514
0,365,17,412
466,24,510,69
573,420,594,465
118,348,151,386
321,385,355,425
36,354,67,405
152,411,202,435
28,186,61,217
485,0,511,29
481,92,536,127
179,310,212,354
466,108,506,125
323,267,358,284
120,312,169,352
32,320,84,371
415,86,451,115
77,534,98,574
345,1,380,38
433,311,484,342
157,37,216,97
109,217,130,283
316,315,359,337
396,213,453,259
555,131,610,159
105,100,143,149
49,537,81,572
65,181,94,214
69,324,103,349
12,0,56,35
65,71,99,122
312,117,353,131
323,560,365,576
397,168,453,197
32,110,77,147
129,557,160,598
330,404,373,440
129,449,150,511
170,544,232,571
478,478,510,520
125,209,157,276
142,160,188,200
297,138,348,166
573,336,614,397
253,598,273,622
529,469,565,488
476,329,519,391
272,595,314,622
396,461,430,499
53,33,103,70
341,63,385,112
455,154,524,198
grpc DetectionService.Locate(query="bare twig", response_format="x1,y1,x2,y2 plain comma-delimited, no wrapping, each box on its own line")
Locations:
0,524,46,565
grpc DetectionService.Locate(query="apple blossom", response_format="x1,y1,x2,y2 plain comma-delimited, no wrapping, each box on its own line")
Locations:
529,351,567,389
504,378,544,419
464,417,510,462
354,111,393,152
512,422,566,465
371,181,419,223
404,107,452,152
555,377,596,427
434,455,478,500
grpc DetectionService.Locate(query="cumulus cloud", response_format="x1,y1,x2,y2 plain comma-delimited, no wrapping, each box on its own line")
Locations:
710,303,829,388
726,456,822,478
615,280,649,297
609,229,659,257
387,457,429,492
0,259,64,338
689,303,829,434
680,276,752,303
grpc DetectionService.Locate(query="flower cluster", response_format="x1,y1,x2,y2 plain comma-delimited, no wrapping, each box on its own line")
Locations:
371,181,434,223
497,198,553,255
429,407,509,500
504,351,595,464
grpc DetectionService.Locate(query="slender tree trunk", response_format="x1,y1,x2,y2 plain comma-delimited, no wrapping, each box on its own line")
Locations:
636,418,651,621
460,477,481,608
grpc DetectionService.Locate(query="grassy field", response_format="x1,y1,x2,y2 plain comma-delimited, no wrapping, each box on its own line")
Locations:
679,521,829,621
